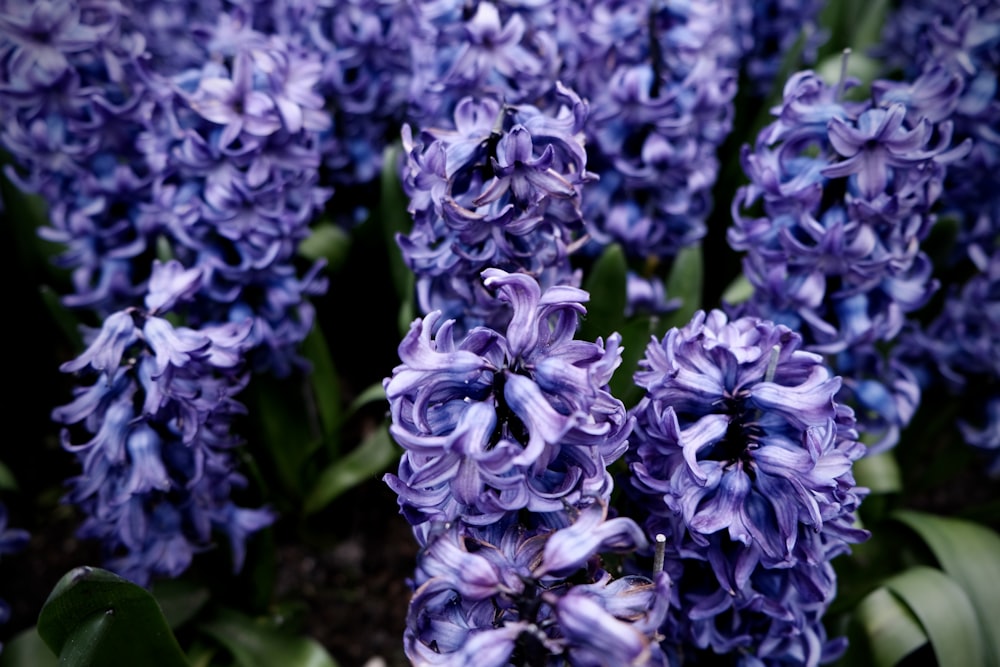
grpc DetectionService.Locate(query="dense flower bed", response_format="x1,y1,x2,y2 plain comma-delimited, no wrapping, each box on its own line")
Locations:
0,0,998,666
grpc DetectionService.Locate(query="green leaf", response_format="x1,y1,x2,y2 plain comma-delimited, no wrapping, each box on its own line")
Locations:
301,322,343,455
882,566,985,667
0,628,58,667
610,315,657,409
37,567,190,667
892,510,1000,667
303,422,399,514
343,382,387,422
298,221,351,271
720,273,753,308
376,142,416,336
660,243,702,332
150,580,211,630
247,377,323,500
580,243,627,343
201,608,339,667
853,451,902,495
851,586,927,667
0,460,17,492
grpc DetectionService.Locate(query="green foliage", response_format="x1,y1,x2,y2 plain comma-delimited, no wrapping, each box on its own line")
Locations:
304,421,398,515
36,567,190,667
200,609,340,667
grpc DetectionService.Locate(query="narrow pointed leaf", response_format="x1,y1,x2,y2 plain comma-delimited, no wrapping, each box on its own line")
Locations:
882,566,984,667
304,422,398,514
852,586,927,667
298,221,351,271
201,608,339,667
301,322,343,454
0,628,58,667
580,242,627,342
892,510,1000,667
660,243,702,332
853,451,902,495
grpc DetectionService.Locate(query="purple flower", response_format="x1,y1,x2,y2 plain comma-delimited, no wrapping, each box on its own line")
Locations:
628,310,865,566
403,501,671,666
397,87,592,333
625,309,868,663
384,269,630,529
53,262,272,586
569,0,744,261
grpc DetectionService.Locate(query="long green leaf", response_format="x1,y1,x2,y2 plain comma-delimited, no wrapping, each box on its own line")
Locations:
882,566,984,667
301,322,343,454
298,221,351,271
853,451,902,495
303,423,398,514
852,587,927,667
660,243,703,333
580,242,627,343
247,377,322,500
201,608,339,667
892,510,1000,667
376,142,417,337
37,567,189,667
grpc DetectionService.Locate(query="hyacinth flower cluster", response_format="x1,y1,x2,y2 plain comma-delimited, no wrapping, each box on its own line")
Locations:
397,88,593,333
51,260,273,586
0,1,338,584
403,0,562,127
899,248,1000,474
563,0,744,263
385,269,679,664
735,0,829,97
727,67,971,450
876,0,999,262
384,269,630,528
626,309,869,665
875,0,1000,462
405,502,673,666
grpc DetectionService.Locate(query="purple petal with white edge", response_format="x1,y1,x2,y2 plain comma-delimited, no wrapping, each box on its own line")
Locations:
60,311,138,374
421,534,504,600
536,502,647,577
554,589,650,665
504,372,578,466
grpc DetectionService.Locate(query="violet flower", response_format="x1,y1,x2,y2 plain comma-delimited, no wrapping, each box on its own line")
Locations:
404,501,672,666
384,269,630,530
625,309,868,664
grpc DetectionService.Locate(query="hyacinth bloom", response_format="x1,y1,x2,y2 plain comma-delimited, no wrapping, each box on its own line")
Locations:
404,501,672,666
626,309,867,662
565,0,744,262
727,67,971,451
403,0,560,125
397,87,592,333
52,261,274,586
384,269,631,530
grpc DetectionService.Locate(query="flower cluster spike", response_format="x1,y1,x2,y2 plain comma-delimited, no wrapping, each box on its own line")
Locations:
52,260,274,586
626,309,868,663
404,503,672,666
397,88,593,334
565,0,745,262
384,269,630,529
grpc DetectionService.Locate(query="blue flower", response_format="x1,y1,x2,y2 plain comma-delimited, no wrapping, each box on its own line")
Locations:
404,501,671,666
384,269,630,529
53,261,272,586
397,87,592,333
626,310,868,663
